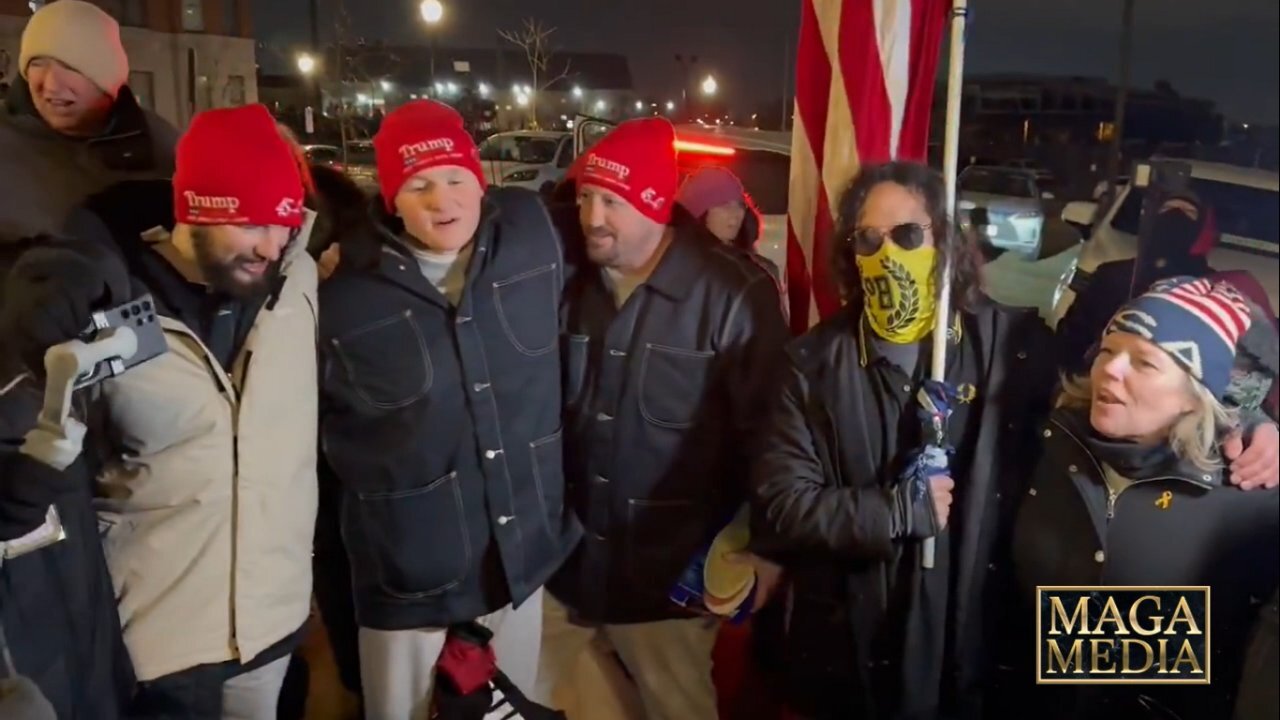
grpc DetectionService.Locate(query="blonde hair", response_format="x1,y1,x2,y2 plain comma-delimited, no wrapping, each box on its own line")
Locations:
1057,373,1238,473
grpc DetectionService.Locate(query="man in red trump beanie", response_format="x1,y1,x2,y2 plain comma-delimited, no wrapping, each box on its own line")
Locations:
536,118,789,719
318,98,580,716
12,102,322,717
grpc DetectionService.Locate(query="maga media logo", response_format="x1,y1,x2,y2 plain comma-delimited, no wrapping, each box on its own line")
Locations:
1036,586,1210,685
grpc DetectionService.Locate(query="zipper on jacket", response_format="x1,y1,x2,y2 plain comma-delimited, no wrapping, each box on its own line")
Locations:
1051,418,1214,523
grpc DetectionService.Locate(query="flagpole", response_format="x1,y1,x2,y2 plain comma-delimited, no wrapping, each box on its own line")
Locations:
923,0,969,571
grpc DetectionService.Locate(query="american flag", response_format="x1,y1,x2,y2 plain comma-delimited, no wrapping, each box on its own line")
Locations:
785,0,950,333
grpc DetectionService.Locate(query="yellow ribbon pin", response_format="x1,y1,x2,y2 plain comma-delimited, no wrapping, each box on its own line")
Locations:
1155,491,1173,510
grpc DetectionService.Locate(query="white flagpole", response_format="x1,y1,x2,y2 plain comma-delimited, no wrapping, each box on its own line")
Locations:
923,0,969,570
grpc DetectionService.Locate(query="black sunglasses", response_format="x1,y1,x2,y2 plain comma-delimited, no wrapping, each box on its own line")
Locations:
847,222,931,256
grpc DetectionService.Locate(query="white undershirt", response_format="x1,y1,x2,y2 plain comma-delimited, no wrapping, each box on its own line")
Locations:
404,241,473,306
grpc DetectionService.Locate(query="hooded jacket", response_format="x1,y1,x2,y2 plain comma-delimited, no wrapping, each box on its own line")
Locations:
50,180,321,682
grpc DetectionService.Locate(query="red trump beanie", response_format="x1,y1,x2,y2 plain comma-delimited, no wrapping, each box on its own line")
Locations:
579,118,678,224
374,100,486,211
174,104,305,227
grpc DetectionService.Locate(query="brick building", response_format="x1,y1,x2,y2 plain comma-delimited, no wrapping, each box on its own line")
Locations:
0,0,258,127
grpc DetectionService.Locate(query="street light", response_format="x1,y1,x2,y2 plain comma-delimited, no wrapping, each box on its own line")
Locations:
665,100,675,112
419,0,443,24
572,86,583,98
420,1,444,94
296,53,316,75
701,75,718,96
634,100,643,111
595,99,607,113
380,79,393,93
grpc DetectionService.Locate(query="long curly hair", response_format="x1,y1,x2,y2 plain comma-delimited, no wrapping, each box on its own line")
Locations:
830,161,984,313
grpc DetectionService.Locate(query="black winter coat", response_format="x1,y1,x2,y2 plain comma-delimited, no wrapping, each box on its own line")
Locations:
548,220,789,624
319,187,581,630
1011,408,1280,720
0,359,134,719
749,301,1054,720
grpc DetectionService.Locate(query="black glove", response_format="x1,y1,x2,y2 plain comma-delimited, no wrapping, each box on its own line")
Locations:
890,477,939,542
0,235,132,376
0,450,79,541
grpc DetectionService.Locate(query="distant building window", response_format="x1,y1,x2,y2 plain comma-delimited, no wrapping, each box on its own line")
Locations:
129,70,155,110
182,0,205,32
223,0,241,36
225,75,246,106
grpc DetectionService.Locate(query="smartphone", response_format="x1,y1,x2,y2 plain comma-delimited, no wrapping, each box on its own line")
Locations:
74,294,168,389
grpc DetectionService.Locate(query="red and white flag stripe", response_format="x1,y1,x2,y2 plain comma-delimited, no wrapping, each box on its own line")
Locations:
785,0,949,333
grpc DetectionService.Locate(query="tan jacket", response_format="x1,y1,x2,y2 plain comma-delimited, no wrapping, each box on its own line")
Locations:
94,227,319,681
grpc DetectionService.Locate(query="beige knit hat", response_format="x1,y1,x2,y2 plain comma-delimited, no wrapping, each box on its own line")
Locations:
19,0,129,98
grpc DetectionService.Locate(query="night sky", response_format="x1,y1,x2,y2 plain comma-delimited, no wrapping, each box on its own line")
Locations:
255,0,1280,124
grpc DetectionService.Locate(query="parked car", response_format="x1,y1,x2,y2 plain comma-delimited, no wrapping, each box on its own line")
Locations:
476,131,573,194
303,142,379,193
1053,158,1279,323
1004,157,1056,184
957,165,1051,258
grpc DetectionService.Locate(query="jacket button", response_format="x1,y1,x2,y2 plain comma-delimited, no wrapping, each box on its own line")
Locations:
1068,464,1078,473
1043,429,1052,438
902,384,912,393
473,382,490,392
485,449,503,460
1017,351,1027,360
1094,550,1105,563
497,515,512,526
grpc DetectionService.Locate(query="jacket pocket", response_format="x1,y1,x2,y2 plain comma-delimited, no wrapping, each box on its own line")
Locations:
530,429,566,537
355,471,471,599
330,309,433,410
562,334,590,407
624,499,703,588
493,263,559,357
638,343,715,429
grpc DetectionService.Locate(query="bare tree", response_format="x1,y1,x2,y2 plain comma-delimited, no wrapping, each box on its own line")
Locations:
327,0,404,160
499,18,571,129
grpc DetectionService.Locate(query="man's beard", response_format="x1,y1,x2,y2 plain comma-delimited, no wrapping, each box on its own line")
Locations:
194,242,281,300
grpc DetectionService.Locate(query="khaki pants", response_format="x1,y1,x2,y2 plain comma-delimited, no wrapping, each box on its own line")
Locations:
535,593,719,720
357,589,543,720
222,656,292,720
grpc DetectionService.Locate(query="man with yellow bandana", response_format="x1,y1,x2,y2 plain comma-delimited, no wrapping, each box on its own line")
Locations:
746,161,1058,720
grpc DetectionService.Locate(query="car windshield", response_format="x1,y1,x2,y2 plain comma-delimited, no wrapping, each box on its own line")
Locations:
960,169,1036,198
1110,178,1280,249
478,135,560,164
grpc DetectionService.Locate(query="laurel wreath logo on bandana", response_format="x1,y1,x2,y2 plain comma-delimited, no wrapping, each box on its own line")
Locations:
856,244,938,344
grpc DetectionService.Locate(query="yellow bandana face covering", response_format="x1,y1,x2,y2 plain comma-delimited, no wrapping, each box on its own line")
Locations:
855,243,938,344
